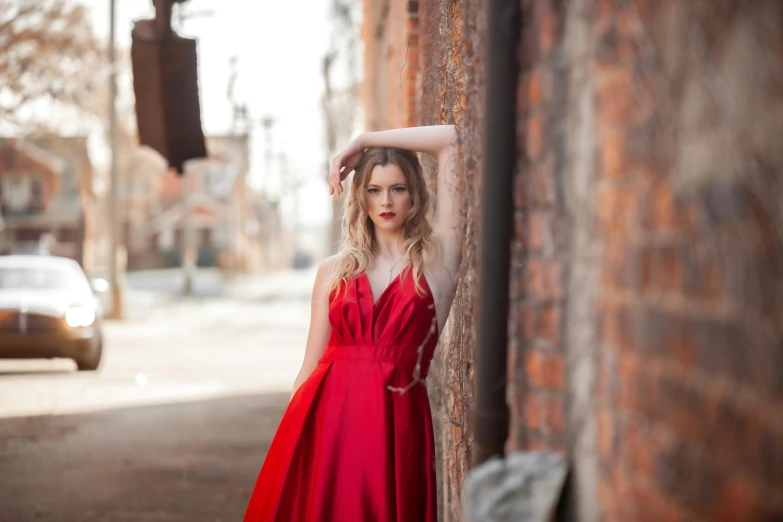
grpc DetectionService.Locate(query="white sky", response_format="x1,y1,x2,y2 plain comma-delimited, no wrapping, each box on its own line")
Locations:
79,0,336,227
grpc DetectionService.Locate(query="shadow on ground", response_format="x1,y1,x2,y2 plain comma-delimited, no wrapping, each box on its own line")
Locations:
0,393,288,522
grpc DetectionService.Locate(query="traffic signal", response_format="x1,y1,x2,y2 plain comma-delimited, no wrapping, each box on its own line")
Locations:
130,33,207,173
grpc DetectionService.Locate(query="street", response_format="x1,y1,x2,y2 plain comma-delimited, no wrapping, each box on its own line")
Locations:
0,268,315,521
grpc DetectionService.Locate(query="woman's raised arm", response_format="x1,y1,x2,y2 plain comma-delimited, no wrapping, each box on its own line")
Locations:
328,125,463,258
358,125,458,158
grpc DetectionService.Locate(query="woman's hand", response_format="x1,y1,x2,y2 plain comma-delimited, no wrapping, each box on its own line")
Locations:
328,135,364,196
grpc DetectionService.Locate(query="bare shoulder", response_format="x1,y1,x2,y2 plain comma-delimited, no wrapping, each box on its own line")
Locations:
316,254,339,282
312,254,340,297
319,254,340,273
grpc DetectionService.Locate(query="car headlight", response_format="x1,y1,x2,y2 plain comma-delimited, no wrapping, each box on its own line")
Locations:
65,306,96,328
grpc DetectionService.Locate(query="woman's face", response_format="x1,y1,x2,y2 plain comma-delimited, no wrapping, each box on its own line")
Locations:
365,162,413,233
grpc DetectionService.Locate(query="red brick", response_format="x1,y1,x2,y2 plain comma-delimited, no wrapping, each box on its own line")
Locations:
597,71,634,125
521,21,537,67
406,49,420,68
526,258,564,300
661,315,697,369
595,344,617,400
514,168,527,210
539,11,560,55
600,301,619,348
525,350,565,390
596,186,637,235
528,69,541,108
654,244,683,294
635,365,661,419
514,213,527,244
633,244,655,292
626,419,655,477
714,477,761,522
616,6,639,37
617,35,642,64
631,480,689,522
543,395,565,437
643,182,676,232
593,0,615,27
538,304,562,346
528,160,555,206
519,70,542,113
406,14,418,32
539,66,555,106
597,406,616,460
520,305,536,341
609,461,634,514
525,394,543,432
526,434,549,452
599,239,626,289
599,130,627,178
526,116,543,160
656,373,714,443
405,78,416,97
528,211,549,251
598,479,618,519
617,352,640,407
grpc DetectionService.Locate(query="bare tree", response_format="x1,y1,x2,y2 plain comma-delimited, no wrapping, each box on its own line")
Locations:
0,0,103,132
322,0,361,250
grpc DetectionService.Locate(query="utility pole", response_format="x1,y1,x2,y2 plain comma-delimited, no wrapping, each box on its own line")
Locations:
279,152,296,257
181,160,197,295
260,116,275,267
108,0,124,319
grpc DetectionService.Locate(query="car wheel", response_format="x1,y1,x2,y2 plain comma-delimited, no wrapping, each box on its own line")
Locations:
76,337,103,371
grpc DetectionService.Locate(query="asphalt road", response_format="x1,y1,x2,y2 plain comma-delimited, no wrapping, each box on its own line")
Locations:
0,268,315,521
0,393,287,522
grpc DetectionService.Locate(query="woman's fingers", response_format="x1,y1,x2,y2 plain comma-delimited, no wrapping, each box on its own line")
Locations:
329,156,341,195
329,147,359,196
331,155,347,196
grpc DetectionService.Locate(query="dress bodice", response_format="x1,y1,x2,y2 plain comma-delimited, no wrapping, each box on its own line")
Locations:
325,268,439,379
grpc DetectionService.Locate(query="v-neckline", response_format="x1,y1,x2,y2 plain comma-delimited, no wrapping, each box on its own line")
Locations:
362,269,403,308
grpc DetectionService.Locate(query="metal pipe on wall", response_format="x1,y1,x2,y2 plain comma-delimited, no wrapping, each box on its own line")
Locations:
473,0,521,466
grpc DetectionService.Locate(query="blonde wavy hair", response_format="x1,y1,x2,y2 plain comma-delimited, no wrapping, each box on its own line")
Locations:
328,147,435,299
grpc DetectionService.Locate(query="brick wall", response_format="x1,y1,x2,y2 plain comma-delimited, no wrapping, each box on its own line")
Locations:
361,0,420,130
589,1,783,520
509,0,569,458
362,0,783,520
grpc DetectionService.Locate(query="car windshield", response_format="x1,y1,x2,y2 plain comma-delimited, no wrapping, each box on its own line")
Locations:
0,266,89,293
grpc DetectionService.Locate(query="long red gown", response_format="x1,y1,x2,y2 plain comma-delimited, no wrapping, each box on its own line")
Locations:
243,268,439,522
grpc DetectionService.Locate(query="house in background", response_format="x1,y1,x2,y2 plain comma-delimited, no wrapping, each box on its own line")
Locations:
124,134,270,273
118,146,168,270
0,137,97,269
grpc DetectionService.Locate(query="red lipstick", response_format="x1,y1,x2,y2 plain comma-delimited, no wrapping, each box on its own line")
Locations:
380,212,396,220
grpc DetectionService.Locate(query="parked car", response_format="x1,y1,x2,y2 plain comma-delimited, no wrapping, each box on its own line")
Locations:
0,255,104,370
291,250,313,270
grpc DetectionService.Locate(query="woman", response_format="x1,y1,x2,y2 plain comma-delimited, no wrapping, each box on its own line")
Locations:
243,125,462,522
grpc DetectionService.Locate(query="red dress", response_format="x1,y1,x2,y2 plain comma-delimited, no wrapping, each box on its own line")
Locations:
243,268,439,522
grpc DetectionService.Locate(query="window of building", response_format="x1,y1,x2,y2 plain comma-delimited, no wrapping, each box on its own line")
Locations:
1,177,32,213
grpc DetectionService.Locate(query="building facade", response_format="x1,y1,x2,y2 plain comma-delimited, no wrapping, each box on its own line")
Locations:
363,1,783,520
0,137,97,269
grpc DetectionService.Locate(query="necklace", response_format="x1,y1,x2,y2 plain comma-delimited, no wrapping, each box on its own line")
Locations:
376,253,403,284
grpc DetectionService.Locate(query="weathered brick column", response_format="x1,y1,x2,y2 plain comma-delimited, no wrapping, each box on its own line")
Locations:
591,1,783,520
510,0,569,456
